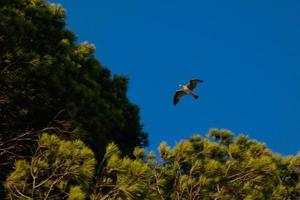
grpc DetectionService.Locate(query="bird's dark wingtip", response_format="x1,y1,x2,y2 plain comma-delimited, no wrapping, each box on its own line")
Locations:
173,100,179,105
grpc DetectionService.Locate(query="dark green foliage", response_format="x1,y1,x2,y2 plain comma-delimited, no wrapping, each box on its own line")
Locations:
0,0,147,152
0,0,147,197
0,0,147,167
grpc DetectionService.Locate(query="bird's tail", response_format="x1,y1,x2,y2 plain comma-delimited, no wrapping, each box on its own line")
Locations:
192,94,199,99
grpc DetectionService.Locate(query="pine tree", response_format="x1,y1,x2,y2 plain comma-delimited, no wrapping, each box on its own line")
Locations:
5,133,96,200
5,129,300,199
90,129,300,200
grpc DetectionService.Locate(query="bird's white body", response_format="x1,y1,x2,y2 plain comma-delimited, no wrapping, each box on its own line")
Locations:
178,84,196,97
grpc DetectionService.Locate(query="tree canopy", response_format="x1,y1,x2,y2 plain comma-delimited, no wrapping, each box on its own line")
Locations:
4,129,300,199
0,0,148,162
5,134,95,200
0,0,147,154
0,0,147,197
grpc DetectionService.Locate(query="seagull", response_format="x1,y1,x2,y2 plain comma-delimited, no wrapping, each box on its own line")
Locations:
173,79,204,105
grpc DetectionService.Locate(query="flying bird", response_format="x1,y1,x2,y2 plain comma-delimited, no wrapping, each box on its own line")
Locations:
173,79,204,105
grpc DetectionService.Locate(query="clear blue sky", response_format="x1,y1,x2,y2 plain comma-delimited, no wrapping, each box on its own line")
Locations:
51,0,300,155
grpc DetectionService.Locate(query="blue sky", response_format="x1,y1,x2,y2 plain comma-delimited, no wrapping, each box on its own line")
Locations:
51,0,300,155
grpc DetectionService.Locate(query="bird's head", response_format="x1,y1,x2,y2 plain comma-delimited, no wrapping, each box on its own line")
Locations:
178,84,183,88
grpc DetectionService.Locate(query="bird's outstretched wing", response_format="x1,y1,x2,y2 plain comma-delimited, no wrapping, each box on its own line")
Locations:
173,90,186,105
187,79,203,90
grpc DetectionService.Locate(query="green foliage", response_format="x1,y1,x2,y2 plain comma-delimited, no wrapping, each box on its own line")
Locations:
5,133,96,200
208,128,233,146
0,0,147,196
0,0,147,156
93,143,155,199
68,186,86,200
4,129,300,199
92,129,300,200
